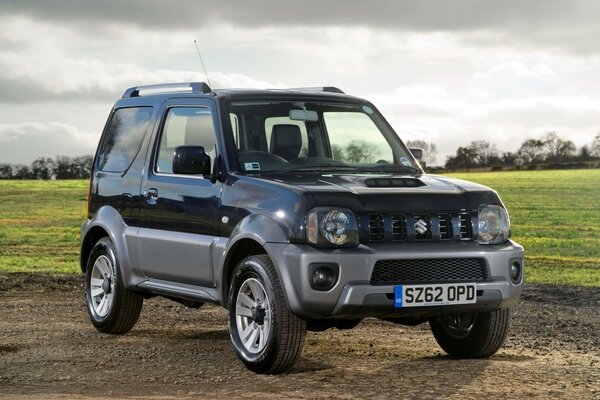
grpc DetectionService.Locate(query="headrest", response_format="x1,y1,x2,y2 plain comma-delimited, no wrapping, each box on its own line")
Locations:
270,124,302,160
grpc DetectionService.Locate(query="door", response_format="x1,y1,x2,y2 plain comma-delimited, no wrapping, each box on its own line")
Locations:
137,103,222,286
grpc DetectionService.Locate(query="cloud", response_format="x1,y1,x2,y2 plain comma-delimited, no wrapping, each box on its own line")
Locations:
0,122,97,164
3,0,600,54
369,84,600,164
0,15,287,103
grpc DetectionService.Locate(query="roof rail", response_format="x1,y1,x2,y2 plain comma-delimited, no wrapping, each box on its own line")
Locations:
287,86,345,94
122,82,212,98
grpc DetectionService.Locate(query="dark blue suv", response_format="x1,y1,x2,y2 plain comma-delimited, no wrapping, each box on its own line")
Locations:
81,82,524,374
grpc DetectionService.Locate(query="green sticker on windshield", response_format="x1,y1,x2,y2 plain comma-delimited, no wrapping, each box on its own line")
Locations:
362,106,374,114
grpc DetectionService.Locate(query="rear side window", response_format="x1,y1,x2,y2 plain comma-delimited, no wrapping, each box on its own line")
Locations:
98,107,153,172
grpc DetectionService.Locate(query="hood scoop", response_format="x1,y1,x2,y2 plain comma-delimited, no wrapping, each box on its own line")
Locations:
352,176,426,188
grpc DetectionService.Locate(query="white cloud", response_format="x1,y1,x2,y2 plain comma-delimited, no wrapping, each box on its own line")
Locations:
474,61,554,80
0,122,97,163
1,4,600,167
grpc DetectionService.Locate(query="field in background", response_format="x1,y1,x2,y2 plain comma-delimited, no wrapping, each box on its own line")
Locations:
0,169,599,285
446,169,600,286
0,180,87,273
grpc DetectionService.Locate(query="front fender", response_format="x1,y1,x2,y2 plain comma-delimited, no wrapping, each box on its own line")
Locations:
218,213,294,304
228,213,293,246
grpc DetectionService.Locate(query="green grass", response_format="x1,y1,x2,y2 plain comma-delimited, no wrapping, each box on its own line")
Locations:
0,180,88,273
1,170,599,286
444,169,600,286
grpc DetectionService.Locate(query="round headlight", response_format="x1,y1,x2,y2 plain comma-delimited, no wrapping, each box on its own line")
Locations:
321,210,351,245
478,205,510,245
306,207,359,247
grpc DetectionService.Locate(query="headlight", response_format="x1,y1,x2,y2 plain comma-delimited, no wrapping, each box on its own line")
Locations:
307,207,359,247
478,205,510,245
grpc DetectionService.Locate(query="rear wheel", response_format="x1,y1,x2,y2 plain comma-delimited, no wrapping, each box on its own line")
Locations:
84,237,143,334
228,255,306,374
429,308,511,358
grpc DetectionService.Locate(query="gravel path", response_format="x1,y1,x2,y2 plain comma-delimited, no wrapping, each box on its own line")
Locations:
0,273,599,399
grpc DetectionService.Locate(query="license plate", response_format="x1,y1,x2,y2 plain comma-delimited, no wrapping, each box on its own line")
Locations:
394,283,477,308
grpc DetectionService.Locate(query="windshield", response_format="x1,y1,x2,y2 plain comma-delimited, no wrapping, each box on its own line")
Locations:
225,100,419,174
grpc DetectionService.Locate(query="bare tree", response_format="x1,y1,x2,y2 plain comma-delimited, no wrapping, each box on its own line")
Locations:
468,140,499,166
543,132,576,160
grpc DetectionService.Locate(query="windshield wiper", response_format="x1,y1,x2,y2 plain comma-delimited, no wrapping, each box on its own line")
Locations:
283,165,360,173
351,164,421,174
279,164,421,174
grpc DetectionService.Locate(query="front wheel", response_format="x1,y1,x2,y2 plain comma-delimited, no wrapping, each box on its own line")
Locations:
429,308,511,358
84,237,143,334
228,255,306,374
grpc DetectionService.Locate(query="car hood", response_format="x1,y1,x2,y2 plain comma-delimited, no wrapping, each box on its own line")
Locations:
255,172,503,212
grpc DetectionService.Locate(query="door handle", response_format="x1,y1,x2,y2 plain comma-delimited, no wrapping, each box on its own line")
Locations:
144,188,159,205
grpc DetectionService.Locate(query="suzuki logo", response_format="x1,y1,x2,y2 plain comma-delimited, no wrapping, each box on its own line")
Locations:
415,219,428,234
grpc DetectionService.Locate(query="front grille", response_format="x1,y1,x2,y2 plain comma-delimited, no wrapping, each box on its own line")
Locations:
370,258,487,285
365,211,476,242
391,214,407,241
368,214,385,241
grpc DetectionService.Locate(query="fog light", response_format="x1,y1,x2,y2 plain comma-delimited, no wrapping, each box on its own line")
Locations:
510,261,522,283
309,264,339,291
313,268,329,285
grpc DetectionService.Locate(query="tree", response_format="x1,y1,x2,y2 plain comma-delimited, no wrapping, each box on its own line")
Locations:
31,157,56,180
0,163,12,179
445,146,479,169
405,140,438,165
591,134,600,157
543,132,575,161
54,156,81,179
73,155,94,178
578,145,592,161
331,144,345,161
13,165,31,179
518,138,545,164
344,140,378,163
467,140,499,166
501,152,518,167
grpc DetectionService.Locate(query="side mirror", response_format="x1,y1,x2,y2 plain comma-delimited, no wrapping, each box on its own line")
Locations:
409,148,426,168
172,146,211,175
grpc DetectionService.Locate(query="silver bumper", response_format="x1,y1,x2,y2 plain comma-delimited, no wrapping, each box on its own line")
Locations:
265,240,524,319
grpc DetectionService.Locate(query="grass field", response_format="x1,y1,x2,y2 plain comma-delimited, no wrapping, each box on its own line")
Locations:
0,180,88,273
446,169,600,286
0,169,599,285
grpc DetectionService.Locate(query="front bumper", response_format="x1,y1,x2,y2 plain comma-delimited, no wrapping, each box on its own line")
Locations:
265,240,524,319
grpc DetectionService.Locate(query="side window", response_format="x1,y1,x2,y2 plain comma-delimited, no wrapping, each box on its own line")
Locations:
156,107,217,174
98,107,152,172
265,117,308,158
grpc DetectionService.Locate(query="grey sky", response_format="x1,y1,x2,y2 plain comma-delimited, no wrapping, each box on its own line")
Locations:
1,1,600,164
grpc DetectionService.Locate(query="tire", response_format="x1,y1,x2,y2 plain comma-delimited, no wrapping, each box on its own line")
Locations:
228,255,306,374
429,308,511,358
84,237,143,334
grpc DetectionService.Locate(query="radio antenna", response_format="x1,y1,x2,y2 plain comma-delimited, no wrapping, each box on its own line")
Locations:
193,40,212,87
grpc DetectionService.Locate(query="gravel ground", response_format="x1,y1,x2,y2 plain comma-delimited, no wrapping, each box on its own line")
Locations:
0,273,599,399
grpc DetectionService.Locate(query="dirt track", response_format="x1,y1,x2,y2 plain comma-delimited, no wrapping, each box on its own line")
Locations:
0,273,599,399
